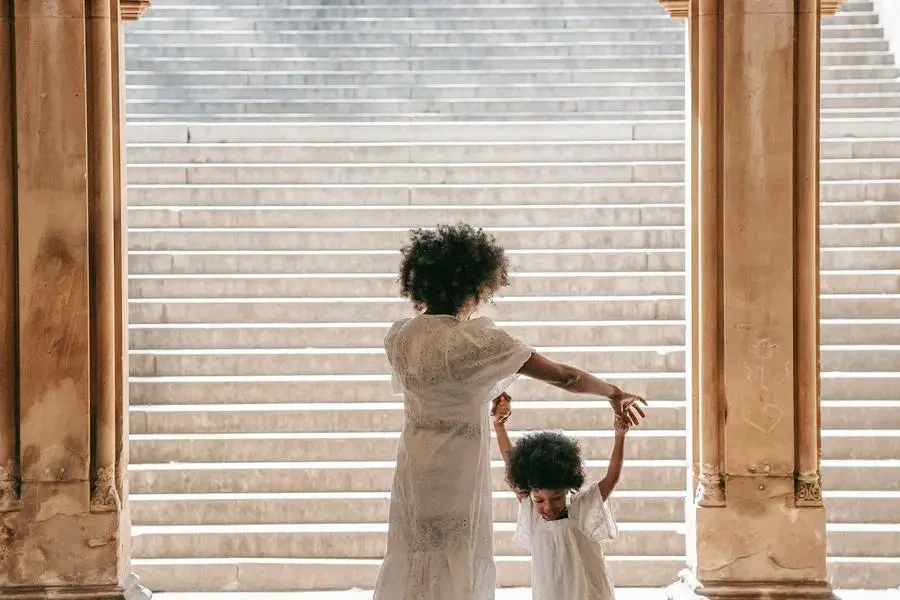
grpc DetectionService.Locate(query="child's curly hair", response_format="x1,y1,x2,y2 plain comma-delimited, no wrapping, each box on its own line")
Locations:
507,431,586,492
399,223,510,315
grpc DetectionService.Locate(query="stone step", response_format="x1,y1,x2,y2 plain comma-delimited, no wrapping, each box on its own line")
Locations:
129,400,900,435
127,225,686,252
128,373,685,405
123,180,900,206
129,320,687,349
124,84,900,105
126,183,689,206
127,249,686,274
126,204,686,228
126,247,900,275
127,295,686,324
126,140,687,165
127,119,896,144
128,430,685,463
140,5,671,18
125,345,900,377
126,373,900,405
128,346,686,377
128,202,900,228
132,522,684,559
128,491,900,527
126,319,900,349
126,224,900,252
125,121,682,144
126,161,685,185
125,84,690,102
129,490,687,526
127,430,899,463
131,556,683,591
125,137,900,165
127,272,687,299
126,270,900,298
131,400,686,434
132,16,687,31
125,29,686,46
125,459,900,495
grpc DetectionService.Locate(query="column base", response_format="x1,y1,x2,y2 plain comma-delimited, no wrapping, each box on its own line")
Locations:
667,569,837,600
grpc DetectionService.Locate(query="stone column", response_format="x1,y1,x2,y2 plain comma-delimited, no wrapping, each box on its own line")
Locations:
0,1,149,598
658,0,845,597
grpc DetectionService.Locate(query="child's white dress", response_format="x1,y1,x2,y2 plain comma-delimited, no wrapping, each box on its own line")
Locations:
373,315,534,600
514,483,618,600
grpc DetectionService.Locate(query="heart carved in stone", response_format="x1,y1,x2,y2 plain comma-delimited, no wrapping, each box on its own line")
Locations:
742,403,784,434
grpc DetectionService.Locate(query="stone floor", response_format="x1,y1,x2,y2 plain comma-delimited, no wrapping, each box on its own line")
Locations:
155,589,900,600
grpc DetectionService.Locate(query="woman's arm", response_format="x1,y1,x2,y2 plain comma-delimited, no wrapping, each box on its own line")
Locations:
517,353,648,422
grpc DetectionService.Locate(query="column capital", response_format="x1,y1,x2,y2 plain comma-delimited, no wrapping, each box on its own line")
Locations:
658,0,846,18
120,0,151,21
657,0,688,18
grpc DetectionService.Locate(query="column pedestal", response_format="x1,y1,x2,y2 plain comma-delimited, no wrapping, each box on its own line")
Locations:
656,0,847,597
0,1,149,597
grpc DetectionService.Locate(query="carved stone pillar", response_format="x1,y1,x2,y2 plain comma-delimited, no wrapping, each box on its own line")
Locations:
0,1,149,597
658,0,846,597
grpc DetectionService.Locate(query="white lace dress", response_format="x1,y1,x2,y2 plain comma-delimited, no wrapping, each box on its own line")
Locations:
514,483,618,600
373,315,534,600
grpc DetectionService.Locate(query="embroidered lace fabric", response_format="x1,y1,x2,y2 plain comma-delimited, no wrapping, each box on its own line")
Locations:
373,315,534,600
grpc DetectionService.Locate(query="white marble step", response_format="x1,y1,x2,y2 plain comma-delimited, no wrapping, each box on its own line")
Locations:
125,345,900,378
125,140,687,164
124,119,900,144
128,373,685,406
129,490,687,526
131,522,684,559
126,373,900,406
131,556,683,591
128,346,686,377
127,272,687,299
127,401,900,435
129,320,687,349
126,319,900,350
126,459,900,494
128,430,686,464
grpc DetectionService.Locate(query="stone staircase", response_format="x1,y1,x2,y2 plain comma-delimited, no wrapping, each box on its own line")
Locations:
124,0,900,592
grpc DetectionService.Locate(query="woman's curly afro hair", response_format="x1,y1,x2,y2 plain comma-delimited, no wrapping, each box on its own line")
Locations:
399,223,510,316
507,431,586,492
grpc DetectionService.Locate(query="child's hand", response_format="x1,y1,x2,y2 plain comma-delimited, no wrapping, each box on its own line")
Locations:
611,390,648,427
491,392,512,426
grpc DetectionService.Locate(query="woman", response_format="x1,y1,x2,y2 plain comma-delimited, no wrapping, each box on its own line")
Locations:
373,224,647,600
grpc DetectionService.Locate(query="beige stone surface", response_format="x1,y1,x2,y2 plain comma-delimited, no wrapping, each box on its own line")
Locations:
672,0,832,596
0,0,146,597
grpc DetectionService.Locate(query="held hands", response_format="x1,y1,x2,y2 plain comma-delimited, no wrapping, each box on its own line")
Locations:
609,389,648,427
491,392,512,426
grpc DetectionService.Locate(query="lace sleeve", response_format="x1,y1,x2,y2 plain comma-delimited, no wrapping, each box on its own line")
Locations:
569,483,618,543
384,319,412,396
447,317,534,399
513,496,535,550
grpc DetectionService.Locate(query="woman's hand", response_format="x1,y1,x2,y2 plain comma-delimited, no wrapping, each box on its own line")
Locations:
610,389,648,426
491,392,512,426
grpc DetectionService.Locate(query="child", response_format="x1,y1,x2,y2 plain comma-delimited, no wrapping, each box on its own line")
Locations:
492,393,642,600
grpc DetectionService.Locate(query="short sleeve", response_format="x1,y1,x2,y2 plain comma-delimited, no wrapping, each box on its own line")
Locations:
447,317,534,399
384,319,412,395
568,483,618,543
513,496,536,551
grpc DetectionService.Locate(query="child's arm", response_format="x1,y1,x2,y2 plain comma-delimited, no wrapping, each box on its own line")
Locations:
598,415,630,501
492,394,527,502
